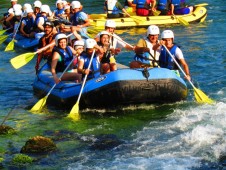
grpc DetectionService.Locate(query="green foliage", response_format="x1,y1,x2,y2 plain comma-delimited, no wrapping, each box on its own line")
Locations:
12,154,33,165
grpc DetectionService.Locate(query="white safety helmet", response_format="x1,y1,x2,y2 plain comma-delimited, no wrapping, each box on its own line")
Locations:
105,20,116,28
56,0,63,7
26,8,34,14
55,33,67,46
13,4,22,11
161,30,174,40
40,4,49,13
74,40,85,49
14,10,23,16
11,0,17,2
71,1,81,9
85,38,97,49
62,0,68,6
23,3,32,11
33,1,42,8
147,25,160,36
100,31,110,37
64,5,70,10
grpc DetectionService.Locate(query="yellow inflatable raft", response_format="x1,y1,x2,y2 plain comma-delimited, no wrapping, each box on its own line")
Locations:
89,6,207,29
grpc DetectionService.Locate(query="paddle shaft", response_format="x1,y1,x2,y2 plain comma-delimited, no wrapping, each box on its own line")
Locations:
46,54,78,97
76,50,95,104
111,34,159,64
35,33,73,55
12,18,22,39
162,45,195,88
173,15,189,26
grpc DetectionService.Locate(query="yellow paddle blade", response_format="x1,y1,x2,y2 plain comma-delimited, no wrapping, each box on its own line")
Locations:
67,102,80,120
177,17,189,26
30,96,48,112
194,87,215,104
0,29,7,35
10,52,35,69
153,10,161,16
0,35,9,44
4,39,14,51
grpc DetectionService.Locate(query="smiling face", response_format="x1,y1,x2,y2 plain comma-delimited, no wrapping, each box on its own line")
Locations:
100,34,110,46
44,25,53,34
58,38,67,49
162,38,173,48
148,34,159,44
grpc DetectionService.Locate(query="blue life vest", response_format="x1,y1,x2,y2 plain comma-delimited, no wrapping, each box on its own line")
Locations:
133,38,157,66
171,0,181,10
34,15,47,32
81,53,100,79
35,15,47,26
54,8,65,17
52,46,73,72
22,17,35,34
135,0,149,9
71,11,86,26
106,1,120,14
157,0,168,10
159,45,179,70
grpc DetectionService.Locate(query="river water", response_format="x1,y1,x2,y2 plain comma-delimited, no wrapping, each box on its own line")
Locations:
0,0,225,169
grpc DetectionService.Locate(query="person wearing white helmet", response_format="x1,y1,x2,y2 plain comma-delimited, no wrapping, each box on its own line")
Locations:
77,38,103,79
51,33,82,84
130,25,160,68
104,0,131,18
0,0,19,30
158,29,191,81
72,40,85,69
12,9,22,37
22,3,32,17
20,8,36,38
60,1,90,34
68,1,90,32
95,20,133,56
33,1,42,16
53,0,65,18
34,4,50,32
97,31,118,74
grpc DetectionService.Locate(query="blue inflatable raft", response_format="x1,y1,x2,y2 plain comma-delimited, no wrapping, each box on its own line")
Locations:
5,33,40,50
33,63,188,109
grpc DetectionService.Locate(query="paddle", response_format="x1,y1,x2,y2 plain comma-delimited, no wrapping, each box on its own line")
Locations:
10,33,73,69
0,33,12,44
68,49,96,120
0,28,11,35
10,42,55,69
5,19,22,51
111,34,159,67
173,15,189,26
162,44,214,104
153,10,161,16
130,16,144,24
30,54,78,112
